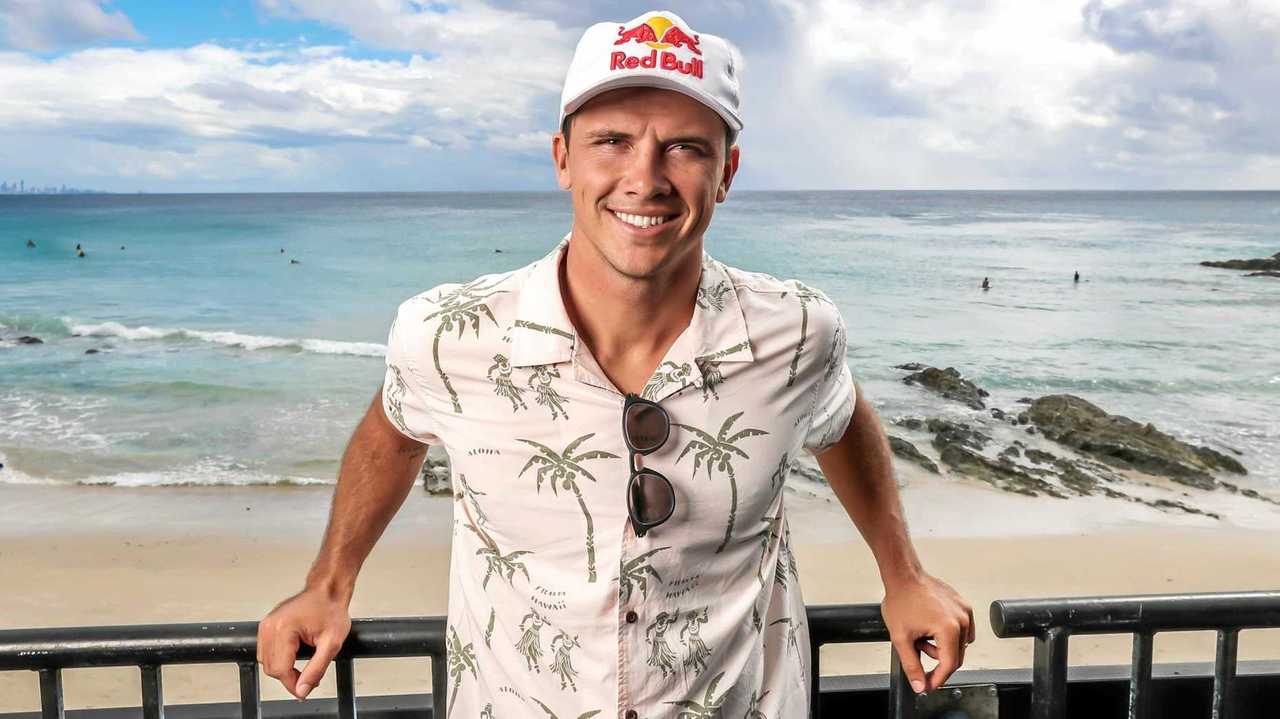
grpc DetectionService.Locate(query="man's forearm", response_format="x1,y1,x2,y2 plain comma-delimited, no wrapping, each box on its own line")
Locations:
305,395,429,605
815,389,925,590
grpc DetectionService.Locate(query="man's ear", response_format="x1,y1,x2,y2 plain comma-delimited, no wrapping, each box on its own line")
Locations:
716,144,740,203
552,132,571,190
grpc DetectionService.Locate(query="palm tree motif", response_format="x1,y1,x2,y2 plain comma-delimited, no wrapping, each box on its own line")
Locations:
756,511,783,583
785,281,834,388
528,698,602,719
487,353,527,412
672,412,770,554
770,452,790,489
549,629,581,691
516,610,548,672
618,545,670,602
481,704,494,719
517,434,619,582
679,607,712,678
642,360,694,400
751,604,763,633
484,607,496,649
768,617,803,659
774,523,798,591
645,610,680,678
459,483,532,589
446,625,478,718
457,474,490,527
527,364,569,420
743,688,771,719
420,277,511,414
666,670,728,718
383,363,416,437
696,279,733,312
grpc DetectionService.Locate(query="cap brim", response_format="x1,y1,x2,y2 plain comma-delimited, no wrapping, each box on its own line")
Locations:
562,75,742,141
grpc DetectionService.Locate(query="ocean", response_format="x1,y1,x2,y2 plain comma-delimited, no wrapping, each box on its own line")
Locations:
2,191,1277,489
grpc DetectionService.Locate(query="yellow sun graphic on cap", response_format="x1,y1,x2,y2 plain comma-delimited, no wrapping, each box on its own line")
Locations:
644,15,674,49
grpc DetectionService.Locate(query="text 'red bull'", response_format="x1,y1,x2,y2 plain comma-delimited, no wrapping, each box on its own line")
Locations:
610,50,704,79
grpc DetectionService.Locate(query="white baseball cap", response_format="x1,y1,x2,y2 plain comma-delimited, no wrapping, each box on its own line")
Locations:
558,10,743,145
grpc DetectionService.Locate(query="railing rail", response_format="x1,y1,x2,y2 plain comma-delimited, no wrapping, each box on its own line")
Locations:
990,590,1280,719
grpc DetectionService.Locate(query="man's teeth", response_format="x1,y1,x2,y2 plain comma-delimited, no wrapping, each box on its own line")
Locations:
612,211,672,229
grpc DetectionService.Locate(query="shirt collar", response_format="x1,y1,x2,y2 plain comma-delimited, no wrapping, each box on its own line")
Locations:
510,232,754,373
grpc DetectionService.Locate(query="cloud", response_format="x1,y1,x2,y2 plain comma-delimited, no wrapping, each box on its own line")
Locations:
0,0,143,51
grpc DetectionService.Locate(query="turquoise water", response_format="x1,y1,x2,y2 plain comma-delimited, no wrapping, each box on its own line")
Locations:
2,191,1277,487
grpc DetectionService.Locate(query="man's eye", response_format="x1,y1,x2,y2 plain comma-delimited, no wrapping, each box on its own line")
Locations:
673,144,702,154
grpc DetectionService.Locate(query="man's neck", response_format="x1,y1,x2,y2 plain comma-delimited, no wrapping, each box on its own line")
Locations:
559,230,702,371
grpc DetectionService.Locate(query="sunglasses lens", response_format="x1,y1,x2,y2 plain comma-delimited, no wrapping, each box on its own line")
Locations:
625,402,668,452
630,471,675,525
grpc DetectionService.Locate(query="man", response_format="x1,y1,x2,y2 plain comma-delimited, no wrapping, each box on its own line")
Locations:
258,10,973,716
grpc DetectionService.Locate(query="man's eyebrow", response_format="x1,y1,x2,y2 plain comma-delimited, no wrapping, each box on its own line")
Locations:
582,128,713,146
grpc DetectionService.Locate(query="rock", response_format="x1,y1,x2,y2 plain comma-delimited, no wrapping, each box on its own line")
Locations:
888,435,939,474
1016,397,1033,404
1025,394,1245,489
16,336,43,344
901,366,989,409
85,348,99,355
1245,271,1280,278
1200,251,1280,271
999,445,1021,460
894,362,927,371
925,418,991,452
990,408,1007,420
1025,426,1037,435
1025,448,1057,465
420,447,453,495
939,445,1069,498
893,416,925,431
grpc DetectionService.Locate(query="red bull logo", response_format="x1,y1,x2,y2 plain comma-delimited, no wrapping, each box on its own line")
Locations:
610,14,704,79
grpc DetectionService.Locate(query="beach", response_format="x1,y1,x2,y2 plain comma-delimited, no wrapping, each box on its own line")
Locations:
3,463,1278,711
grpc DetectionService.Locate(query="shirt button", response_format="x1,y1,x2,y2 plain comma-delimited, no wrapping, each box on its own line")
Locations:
625,610,638,624
625,711,638,719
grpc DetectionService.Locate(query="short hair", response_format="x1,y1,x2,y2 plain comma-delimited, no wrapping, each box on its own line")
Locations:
561,113,734,157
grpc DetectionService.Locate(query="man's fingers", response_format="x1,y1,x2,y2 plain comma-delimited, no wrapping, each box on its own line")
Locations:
295,635,344,700
892,637,928,694
262,624,303,695
915,637,940,661
966,605,977,644
926,626,962,691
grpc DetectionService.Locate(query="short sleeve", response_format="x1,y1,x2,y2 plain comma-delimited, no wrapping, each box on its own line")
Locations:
381,301,443,445
802,302,856,455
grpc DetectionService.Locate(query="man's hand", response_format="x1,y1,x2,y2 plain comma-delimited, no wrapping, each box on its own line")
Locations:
256,589,353,700
881,573,976,694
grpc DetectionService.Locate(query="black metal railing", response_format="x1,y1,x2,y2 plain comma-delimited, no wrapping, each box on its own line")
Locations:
990,590,1280,719
2,591,1277,719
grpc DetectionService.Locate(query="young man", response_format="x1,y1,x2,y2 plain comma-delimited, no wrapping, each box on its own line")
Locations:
258,10,973,716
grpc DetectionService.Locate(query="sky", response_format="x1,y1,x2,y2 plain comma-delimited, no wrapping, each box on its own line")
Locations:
0,0,1277,192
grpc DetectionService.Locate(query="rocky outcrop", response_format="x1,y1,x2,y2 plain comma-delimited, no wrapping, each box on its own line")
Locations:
1200,251,1280,271
901,366,989,409
1026,394,1246,489
1245,270,1280,278
15,336,43,344
888,435,939,474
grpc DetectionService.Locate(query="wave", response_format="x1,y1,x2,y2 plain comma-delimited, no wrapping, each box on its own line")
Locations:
61,318,386,357
0,450,334,488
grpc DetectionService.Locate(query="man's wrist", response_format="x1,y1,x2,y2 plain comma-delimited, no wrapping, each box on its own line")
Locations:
305,569,357,605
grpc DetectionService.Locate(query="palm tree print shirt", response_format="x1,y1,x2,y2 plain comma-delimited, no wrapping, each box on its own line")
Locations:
381,233,855,718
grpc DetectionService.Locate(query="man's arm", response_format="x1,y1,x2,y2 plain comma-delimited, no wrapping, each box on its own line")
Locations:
305,386,430,604
257,386,429,700
814,383,975,694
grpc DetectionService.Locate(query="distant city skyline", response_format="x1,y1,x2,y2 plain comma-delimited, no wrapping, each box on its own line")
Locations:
0,179,105,194
0,1,1277,192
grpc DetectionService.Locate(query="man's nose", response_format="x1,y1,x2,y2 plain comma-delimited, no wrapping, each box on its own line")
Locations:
620,143,671,198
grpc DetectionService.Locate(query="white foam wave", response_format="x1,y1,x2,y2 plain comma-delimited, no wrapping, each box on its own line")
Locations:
0,451,334,488
62,318,386,357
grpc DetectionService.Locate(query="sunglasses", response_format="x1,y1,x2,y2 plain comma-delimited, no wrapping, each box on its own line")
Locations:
622,392,676,537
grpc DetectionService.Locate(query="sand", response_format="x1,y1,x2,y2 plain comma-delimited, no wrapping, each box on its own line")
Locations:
2,468,1278,711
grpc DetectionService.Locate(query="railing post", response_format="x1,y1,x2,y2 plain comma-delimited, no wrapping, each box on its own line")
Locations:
1129,631,1153,719
336,657,357,719
809,639,821,718
38,668,64,719
140,664,164,719
1031,626,1069,719
236,661,261,719
1212,628,1239,719
887,648,915,719
430,650,447,718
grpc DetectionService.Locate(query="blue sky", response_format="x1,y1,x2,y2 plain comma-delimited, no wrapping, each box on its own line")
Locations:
1,0,1277,192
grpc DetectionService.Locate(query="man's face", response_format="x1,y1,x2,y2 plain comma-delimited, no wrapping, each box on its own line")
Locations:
552,87,739,280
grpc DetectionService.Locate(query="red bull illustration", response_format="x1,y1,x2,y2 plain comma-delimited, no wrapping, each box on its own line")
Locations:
610,14,704,79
